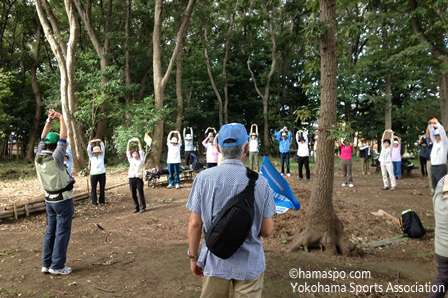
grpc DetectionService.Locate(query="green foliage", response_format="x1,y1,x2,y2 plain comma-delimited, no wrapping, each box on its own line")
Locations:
329,123,354,144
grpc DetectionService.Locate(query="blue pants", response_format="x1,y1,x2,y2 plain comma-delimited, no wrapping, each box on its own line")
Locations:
168,163,180,185
392,161,402,178
42,199,74,270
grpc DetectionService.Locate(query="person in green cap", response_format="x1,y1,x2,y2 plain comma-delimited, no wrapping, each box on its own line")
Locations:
35,109,74,275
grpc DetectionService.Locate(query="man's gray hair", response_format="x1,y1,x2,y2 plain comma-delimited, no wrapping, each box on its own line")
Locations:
219,141,248,160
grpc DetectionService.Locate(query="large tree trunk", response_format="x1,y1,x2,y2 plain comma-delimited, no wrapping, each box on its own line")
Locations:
124,0,131,127
288,0,356,256
26,24,43,161
151,0,196,167
385,74,392,129
439,74,448,126
175,52,183,131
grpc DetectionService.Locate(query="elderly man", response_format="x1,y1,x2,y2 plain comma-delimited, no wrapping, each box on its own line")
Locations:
428,118,448,189
187,123,276,298
430,175,448,298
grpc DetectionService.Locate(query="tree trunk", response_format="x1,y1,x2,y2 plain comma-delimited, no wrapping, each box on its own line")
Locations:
26,24,43,161
175,52,183,131
439,74,448,126
385,74,392,129
288,0,357,256
151,0,196,167
124,0,131,127
204,26,223,127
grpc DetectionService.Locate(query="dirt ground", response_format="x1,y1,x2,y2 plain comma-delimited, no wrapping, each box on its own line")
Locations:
0,161,440,297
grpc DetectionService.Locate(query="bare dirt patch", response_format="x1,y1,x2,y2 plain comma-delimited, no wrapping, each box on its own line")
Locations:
0,162,439,297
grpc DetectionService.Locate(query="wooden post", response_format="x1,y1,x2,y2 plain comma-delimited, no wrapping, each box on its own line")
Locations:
13,204,18,220
24,204,29,217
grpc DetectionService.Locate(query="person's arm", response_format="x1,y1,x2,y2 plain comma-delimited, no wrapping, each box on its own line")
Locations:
127,139,132,152
176,131,182,144
188,212,204,277
51,111,68,170
274,130,279,141
190,127,193,138
183,128,186,140
428,124,436,144
381,130,388,142
167,131,174,143
304,131,308,145
295,131,300,144
260,218,274,238
287,131,292,141
137,138,143,151
255,124,258,135
202,138,208,148
99,140,105,157
40,110,54,140
436,120,448,144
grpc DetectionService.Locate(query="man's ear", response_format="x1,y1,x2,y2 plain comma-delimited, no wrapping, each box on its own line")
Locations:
217,145,221,153
244,143,249,154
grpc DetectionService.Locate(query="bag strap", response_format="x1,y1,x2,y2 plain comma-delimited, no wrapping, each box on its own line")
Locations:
245,168,258,207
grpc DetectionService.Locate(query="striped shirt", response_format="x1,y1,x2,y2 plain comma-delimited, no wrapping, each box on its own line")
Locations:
186,159,276,280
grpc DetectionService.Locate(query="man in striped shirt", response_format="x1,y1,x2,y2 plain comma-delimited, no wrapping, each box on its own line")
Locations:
187,123,276,298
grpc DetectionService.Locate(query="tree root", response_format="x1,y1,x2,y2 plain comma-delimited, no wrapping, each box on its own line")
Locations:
287,215,362,257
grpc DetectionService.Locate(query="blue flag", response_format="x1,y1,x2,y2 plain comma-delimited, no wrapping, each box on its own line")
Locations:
260,156,300,214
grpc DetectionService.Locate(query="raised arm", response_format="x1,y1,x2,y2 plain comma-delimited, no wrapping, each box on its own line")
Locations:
127,139,132,152
40,109,55,140
381,130,388,142
167,131,174,143
190,127,193,137
183,128,187,139
428,121,436,144
176,131,182,144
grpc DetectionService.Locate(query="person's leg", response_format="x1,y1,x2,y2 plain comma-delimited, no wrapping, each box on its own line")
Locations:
392,162,398,178
286,152,290,174
233,272,264,298
129,178,139,211
90,175,99,205
50,199,74,269
420,156,426,176
255,152,259,171
348,160,353,183
387,162,396,188
341,160,347,184
280,153,285,174
98,173,106,204
428,160,434,193
397,160,402,178
249,152,254,170
298,157,304,179
428,254,448,298
174,163,180,185
304,157,310,180
380,162,389,188
42,202,57,268
200,276,231,298
137,178,146,210
185,151,192,166
167,163,174,185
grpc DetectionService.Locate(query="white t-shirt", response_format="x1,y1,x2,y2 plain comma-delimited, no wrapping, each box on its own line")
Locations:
379,146,392,163
87,142,106,175
249,139,259,152
167,143,182,164
127,150,145,178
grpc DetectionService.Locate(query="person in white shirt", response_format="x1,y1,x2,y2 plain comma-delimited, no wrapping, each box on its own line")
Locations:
183,127,195,167
249,124,260,171
296,130,310,181
427,118,448,189
167,131,182,189
87,139,106,206
379,129,396,190
127,138,146,213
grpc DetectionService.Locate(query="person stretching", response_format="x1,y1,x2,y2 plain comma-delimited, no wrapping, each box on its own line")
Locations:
391,135,402,179
296,130,310,181
428,118,448,189
127,138,146,213
274,127,292,177
249,124,260,171
202,134,219,168
87,138,106,206
167,131,182,189
340,139,354,187
379,129,396,191
183,127,195,167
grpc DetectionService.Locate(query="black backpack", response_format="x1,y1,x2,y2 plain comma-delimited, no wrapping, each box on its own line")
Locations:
204,168,258,259
400,209,426,238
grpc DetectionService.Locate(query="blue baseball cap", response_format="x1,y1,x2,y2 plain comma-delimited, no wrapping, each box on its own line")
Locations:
217,123,249,147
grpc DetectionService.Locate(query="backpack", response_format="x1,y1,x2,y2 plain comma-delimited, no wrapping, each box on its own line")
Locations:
400,209,426,238
204,168,258,259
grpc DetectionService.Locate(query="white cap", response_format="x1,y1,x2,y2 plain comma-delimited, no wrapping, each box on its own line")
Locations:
185,134,192,140
393,140,399,144
170,137,178,144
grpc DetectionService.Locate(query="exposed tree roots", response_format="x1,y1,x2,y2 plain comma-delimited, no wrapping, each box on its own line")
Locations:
287,215,362,257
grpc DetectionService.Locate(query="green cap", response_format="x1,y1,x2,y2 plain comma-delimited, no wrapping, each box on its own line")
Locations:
44,132,60,145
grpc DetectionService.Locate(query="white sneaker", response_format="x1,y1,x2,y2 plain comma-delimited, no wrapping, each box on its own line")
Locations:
349,184,354,188
167,184,173,189
175,184,180,189
287,173,291,177
341,183,347,187
41,267,49,273
49,267,72,275
280,173,284,176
